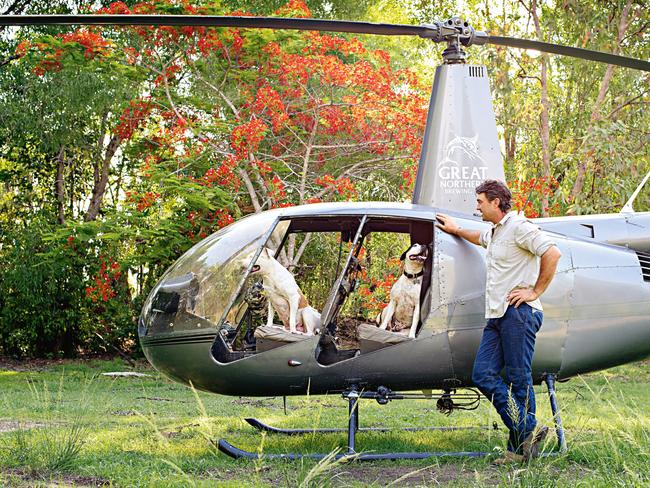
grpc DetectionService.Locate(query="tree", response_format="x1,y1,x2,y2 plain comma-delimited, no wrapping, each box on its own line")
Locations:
467,0,648,217
0,0,428,356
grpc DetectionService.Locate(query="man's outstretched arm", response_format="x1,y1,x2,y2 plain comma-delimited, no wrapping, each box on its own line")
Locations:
435,213,482,246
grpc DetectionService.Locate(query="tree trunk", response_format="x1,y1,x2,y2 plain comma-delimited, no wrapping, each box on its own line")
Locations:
55,146,66,224
570,0,632,204
505,128,517,163
86,135,121,221
285,107,320,264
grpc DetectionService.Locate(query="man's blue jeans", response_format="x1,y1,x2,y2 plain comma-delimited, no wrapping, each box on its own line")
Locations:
472,303,543,454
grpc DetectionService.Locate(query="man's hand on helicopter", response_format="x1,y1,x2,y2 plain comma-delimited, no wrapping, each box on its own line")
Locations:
435,214,481,246
435,213,460,235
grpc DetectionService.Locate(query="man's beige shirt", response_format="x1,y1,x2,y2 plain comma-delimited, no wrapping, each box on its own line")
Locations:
479,211,556,319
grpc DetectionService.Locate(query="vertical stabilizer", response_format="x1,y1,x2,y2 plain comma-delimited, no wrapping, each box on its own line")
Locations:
412,64,504,214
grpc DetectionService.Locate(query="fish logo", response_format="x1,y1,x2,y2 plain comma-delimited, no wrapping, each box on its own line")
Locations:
437,135,481,168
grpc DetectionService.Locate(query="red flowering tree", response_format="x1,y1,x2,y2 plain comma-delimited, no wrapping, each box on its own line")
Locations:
510,176,562,218
83,0,428,265
3,0,428,355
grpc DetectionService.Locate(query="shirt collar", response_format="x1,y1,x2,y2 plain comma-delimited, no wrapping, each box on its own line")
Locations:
494,210,516,228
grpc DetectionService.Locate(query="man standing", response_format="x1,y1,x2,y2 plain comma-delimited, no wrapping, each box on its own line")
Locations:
436,179,561,463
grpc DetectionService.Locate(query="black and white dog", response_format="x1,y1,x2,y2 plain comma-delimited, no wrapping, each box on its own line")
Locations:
376,243,429,339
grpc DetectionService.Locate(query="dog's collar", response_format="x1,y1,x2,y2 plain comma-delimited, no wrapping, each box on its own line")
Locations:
403,270,424,279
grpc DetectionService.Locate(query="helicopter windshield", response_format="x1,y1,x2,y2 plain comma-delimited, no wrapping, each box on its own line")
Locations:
140,211,288,336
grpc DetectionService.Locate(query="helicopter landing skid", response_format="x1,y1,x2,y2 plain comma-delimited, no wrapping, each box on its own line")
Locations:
244,416,495,435
218,376,567,461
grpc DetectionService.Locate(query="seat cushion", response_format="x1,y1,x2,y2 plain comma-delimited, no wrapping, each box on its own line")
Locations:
254,325,308,352
358,323,412,353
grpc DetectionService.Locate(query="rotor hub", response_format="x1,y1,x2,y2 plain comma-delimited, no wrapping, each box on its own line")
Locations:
420,16,488,64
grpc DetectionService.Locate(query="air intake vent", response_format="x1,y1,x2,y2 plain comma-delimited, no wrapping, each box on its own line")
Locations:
469,66,484,78
637,251,650,282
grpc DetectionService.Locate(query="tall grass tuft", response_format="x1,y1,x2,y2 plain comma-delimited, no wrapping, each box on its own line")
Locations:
0,371,89,474
296,448,346,488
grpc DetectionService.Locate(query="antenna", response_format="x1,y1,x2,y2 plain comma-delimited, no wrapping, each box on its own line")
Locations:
621,171,650,213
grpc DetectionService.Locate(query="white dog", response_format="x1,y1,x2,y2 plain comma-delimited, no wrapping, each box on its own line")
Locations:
250,248,321,335
377,243,429,339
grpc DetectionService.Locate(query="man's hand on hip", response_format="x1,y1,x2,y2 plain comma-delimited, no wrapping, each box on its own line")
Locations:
508,288,539,308
508,246,561,308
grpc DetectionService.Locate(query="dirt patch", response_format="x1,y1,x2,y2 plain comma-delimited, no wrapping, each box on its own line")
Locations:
231,397,281,408
331,464,500,487
0,420,46,433
1,468,111,487
206,463,499,486
0,357,67,372
0,354,148,373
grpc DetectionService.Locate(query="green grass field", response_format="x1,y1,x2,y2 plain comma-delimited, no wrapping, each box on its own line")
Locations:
0,356,648,487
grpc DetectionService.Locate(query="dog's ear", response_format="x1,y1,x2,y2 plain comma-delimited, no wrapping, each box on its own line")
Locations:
400,248,409,261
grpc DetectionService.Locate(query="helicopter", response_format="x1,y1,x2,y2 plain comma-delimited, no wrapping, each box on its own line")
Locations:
2,12,649,461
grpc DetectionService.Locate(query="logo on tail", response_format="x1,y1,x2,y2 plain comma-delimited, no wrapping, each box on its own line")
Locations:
437,135,488,195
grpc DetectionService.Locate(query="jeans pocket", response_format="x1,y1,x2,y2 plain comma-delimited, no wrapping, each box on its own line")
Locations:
531,309,543,331
509,303,526,324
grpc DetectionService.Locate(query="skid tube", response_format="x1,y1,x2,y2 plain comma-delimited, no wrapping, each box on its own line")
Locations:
218,377,568,461
243,387,496,435
244,416,497,435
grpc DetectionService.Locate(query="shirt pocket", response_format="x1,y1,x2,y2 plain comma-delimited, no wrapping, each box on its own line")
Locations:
490,240,514,260
492,241,522,268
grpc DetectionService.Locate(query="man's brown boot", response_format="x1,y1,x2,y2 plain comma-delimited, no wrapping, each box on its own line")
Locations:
493,450,525,465
522,425,549,460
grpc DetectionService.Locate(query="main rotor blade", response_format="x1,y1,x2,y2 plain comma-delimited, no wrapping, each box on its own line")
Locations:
1,14,647,72
488,35,650,72
0,14,431,37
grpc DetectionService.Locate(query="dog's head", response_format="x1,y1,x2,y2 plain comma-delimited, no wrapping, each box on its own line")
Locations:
400,243,429,264
250,247,274,275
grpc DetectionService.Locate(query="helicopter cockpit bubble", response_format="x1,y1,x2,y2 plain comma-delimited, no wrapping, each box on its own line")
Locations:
139,211,289,337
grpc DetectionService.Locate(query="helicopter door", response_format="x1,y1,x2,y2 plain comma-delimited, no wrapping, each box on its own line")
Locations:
210,218,291,361
316,215,367,364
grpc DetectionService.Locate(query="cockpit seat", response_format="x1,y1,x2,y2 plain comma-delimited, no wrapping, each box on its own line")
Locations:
254,325,310,352
358,323,413,353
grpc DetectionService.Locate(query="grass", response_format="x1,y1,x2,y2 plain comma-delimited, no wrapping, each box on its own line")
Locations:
0,356,648,487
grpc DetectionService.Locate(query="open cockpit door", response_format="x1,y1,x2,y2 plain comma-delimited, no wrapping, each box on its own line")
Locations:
320,215,368,332
203,212,436,365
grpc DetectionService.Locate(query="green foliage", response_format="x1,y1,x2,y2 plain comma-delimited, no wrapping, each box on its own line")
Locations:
0,0,648,357
465,0,649,215
0,218,88,357
0,216,139,357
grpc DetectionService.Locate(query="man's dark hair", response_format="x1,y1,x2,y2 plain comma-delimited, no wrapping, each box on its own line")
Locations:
475,179,512,213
